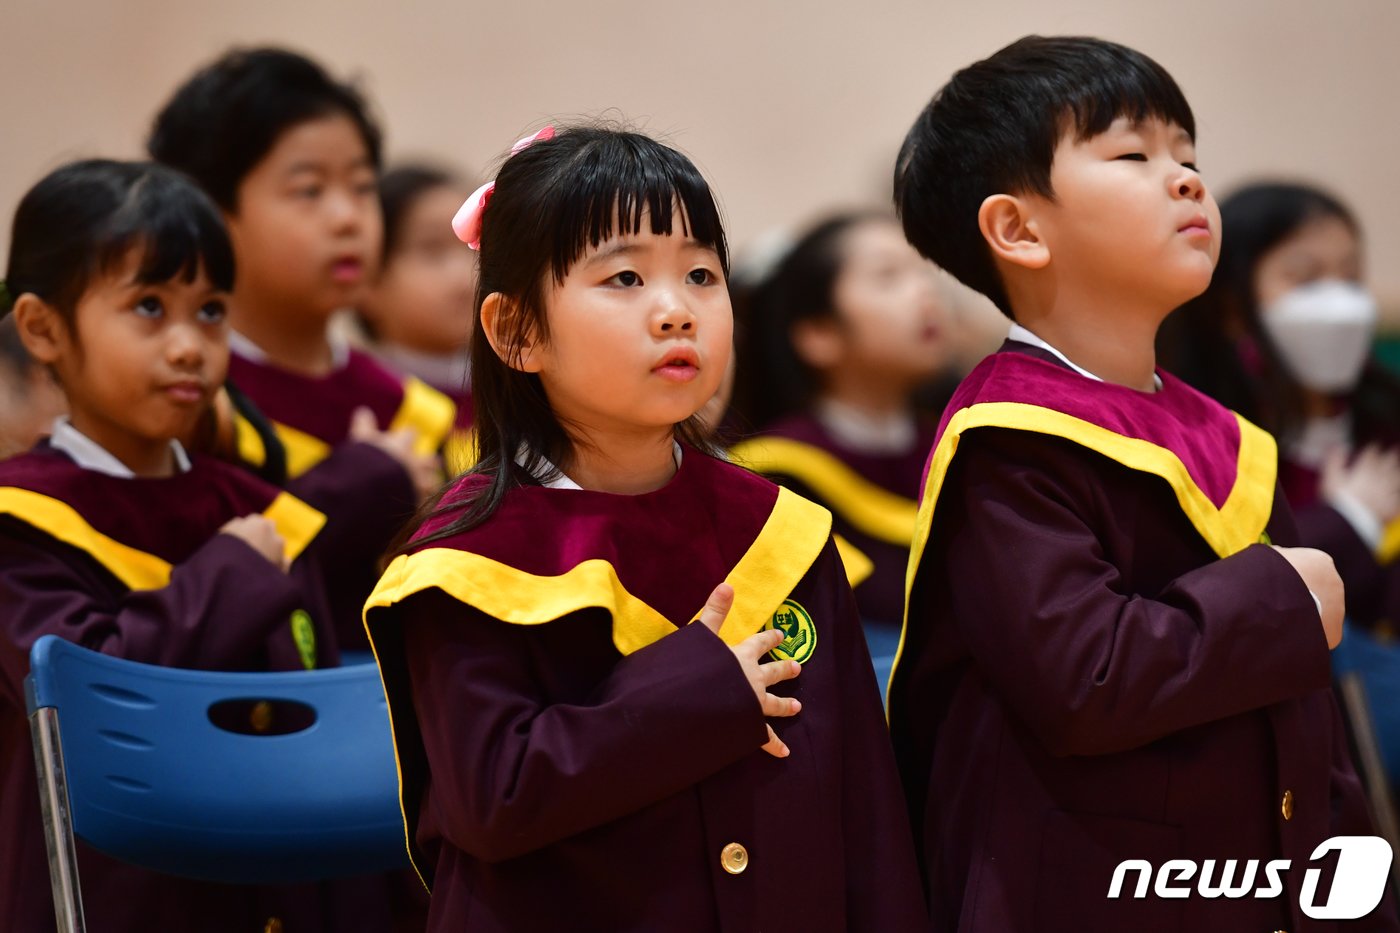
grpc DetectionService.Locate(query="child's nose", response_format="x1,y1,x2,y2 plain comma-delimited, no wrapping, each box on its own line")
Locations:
652,291,696,336
327,189,366,232
166,326,206,366
1174,171,1205,201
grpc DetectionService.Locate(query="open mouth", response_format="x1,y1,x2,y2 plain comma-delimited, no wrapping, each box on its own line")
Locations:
653,347,700,382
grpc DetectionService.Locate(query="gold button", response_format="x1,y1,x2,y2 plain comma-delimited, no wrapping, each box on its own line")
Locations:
264,920,283,933
1281,790,1294,821
720,842,749,875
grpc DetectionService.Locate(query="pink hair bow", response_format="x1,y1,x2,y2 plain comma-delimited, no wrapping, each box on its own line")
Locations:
451,125,556,250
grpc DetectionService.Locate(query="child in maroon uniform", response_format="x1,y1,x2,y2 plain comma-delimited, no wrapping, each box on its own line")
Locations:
363,125,926,932
889,36,1396,930
0,160,337,932
149,47,445,653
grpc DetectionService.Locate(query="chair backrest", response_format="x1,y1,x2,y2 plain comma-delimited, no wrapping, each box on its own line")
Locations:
24,634,409,884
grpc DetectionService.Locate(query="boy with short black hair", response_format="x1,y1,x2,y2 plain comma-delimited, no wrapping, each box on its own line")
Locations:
150,47,449,653
889,35,1396,930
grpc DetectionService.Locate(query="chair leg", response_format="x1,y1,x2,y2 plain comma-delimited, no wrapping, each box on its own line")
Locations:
1337,673,1400,900
29,706,86,933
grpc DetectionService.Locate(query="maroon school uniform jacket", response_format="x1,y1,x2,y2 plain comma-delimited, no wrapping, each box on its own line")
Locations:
228,347,454,652
363,448,927,932
731,413,936,626
0,445,337,933
888,343,1398,932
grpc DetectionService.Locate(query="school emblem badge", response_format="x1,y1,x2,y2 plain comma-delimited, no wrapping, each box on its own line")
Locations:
765,599,816,664
290,609,317,671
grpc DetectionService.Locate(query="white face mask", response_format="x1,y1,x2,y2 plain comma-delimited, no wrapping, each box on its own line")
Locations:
1258,280,1377,393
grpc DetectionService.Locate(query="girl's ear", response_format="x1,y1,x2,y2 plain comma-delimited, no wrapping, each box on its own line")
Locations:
978,194,1050,271
11,294,70,365
790,316,845,370
480,293,543,373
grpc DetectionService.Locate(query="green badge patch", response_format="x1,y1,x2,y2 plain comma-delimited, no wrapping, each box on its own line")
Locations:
1259,531,1272,545
290,609,317,670
765,599,816,664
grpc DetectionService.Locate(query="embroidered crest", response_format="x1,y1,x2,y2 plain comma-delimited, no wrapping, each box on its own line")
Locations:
290,609,317,670
765,599,816,664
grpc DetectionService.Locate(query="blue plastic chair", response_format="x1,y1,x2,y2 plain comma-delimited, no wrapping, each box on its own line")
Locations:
24,634,409,933
1330,623,1400,897
862,619,901,704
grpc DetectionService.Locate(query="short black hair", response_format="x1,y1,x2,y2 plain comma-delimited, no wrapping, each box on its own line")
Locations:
894,35,1195,317
148,46,383,211
3,159,235,328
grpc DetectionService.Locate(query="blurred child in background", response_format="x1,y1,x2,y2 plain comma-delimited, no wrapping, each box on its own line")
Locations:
359,165,477,470
149,47,445,656
1161,181,1400,627
729,212,954,655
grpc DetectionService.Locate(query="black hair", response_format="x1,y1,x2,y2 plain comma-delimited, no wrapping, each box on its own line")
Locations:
147,47,383,211
404,124,730,549
731,211,887,430
1159,182,1369,440
2,159,235,330
894,35,1196,317
379,164,458,262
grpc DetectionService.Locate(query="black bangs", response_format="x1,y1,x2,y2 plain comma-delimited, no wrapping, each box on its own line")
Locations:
4,160,235,323
538,131,729,283
110,174,236,293
1058,43,1196,141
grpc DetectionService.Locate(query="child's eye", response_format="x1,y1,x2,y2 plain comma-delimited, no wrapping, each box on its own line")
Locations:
1182,162,1200,173
198,301,228,324
1114,153,1148,162
295,186,323,200
134,296,163,318
608,270,643,287
687,268,717,286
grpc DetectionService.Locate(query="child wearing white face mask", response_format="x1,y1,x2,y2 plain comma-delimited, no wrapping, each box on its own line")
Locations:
1161,181,1400,627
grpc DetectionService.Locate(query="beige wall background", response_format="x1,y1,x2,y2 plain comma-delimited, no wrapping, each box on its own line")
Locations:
3,0,1396,314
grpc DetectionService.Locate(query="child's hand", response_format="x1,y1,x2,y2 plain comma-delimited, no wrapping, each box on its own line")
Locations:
697,583,803,758
348,407,442,502
220,515,288,572
1321,444,1400,527
1271,545,1344,649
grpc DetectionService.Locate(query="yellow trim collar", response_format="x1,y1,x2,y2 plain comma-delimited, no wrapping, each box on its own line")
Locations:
730,435,919,546
391,378,457,458
233,411,268,470
0,487,326,590
364,484,831,889
366,485,832,655
888,401,1277,705
249,377,456,479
